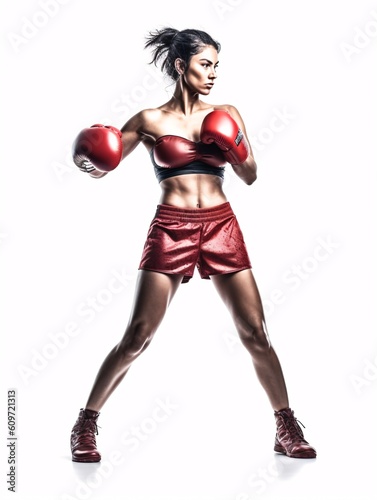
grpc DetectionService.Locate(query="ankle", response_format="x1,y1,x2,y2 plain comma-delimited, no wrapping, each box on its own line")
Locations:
82,408,100,419
274,407,292,415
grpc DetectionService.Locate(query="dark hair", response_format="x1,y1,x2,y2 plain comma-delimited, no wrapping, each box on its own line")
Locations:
145,27,221,81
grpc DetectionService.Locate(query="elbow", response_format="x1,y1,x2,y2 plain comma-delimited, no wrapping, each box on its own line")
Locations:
245,172,257,186
232,158,257,185
245,161,257,185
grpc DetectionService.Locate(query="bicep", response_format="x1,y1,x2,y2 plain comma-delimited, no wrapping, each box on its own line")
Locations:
119,112,145,160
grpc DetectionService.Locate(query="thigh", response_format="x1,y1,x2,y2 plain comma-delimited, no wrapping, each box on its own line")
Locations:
128,270,183,329
211,269,266,327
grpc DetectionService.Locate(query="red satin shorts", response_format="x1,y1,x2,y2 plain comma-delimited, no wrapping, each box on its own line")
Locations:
138,202,252,283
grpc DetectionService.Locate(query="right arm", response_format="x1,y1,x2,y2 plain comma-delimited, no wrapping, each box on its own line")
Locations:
119,110,149,161
73,110,149,178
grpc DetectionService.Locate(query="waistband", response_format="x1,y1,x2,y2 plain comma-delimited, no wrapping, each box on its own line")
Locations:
154,202,234,222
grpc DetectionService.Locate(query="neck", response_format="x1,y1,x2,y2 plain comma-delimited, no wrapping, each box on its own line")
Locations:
171,79,200,115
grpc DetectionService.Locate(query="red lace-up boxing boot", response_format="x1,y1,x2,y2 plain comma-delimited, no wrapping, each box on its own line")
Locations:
274,408,317,459
71,408,101,462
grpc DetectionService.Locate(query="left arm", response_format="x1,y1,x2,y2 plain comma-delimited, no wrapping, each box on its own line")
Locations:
200,105,257,185
225,105,257,185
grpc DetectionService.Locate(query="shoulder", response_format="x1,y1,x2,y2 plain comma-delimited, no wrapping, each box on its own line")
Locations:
213,104,242,119
121,107,165,137
139,107,165,121
208,103,248,131
125,108,163,127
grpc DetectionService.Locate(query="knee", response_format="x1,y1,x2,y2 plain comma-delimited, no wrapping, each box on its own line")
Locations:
116,320,155,360
237,318,271,355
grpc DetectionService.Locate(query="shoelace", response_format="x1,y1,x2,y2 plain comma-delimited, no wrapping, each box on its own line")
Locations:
278,412,307,442
72,418,101,447
287,417,305,437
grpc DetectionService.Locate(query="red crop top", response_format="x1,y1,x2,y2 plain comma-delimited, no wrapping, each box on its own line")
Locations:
150,135,226,183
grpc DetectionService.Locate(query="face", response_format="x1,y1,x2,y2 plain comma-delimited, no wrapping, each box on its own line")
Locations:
180,45,219,95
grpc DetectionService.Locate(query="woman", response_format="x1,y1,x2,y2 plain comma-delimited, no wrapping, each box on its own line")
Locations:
71,28,316,462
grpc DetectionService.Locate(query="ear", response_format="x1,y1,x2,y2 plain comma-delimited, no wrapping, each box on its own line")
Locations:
175,58,186,76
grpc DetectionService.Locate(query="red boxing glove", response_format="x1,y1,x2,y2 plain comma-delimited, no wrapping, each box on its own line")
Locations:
72,124,123,173
200,110,249,164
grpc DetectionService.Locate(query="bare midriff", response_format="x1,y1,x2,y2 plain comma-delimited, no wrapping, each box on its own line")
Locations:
159,173,228,209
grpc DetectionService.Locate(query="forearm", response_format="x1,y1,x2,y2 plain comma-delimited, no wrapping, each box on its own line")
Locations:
231,155,257,185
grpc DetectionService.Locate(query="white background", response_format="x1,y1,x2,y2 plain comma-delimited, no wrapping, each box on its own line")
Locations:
1,0,376,499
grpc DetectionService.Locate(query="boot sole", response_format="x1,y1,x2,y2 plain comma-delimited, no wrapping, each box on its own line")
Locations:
274,444,316,459
72,456,101,463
